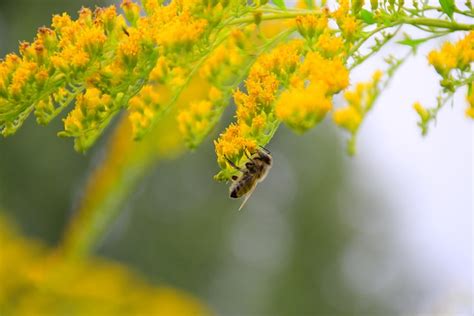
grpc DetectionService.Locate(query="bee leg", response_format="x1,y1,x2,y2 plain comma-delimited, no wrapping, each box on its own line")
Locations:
244,149,255,163
225,156,243,172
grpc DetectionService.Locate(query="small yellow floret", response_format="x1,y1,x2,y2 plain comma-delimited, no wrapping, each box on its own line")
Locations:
300,52,349,94
413,102,430,121
317,31,344,57
333,106,362,133
276,82,332,132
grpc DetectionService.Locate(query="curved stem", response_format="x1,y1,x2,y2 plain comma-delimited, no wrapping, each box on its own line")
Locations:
228,10,473,31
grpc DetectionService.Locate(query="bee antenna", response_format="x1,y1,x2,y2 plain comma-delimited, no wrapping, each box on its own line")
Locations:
259,145,270,154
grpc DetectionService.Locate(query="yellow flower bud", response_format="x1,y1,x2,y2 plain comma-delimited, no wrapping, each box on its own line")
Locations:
121,0,141,26
413,102,430,122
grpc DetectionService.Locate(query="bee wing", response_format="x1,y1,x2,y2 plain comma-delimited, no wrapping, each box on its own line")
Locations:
238,185,257,211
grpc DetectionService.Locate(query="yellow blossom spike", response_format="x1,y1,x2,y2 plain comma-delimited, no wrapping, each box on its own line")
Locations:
333,70,383,154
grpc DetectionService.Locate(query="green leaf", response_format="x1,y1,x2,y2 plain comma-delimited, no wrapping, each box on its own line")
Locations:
272,0,287,10
397,34,431,53
359,9,375,24
397,37,426,46
439,0,455,18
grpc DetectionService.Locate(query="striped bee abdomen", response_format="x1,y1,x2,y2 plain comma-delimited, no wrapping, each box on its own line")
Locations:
229,174,256,198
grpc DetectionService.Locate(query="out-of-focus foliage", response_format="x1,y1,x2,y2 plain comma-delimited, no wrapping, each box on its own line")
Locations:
0,214,212,316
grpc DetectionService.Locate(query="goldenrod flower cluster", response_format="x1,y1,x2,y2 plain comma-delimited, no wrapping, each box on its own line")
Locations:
428,31,474,119
332,0,360,41
178,26,257,148
0,216,211,316
0,0,231,151
214,40,304,180
428,31,474,76
0,0,473,177
275,51,349,132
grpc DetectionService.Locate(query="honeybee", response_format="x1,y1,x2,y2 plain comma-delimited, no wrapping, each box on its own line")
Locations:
225,146,272,211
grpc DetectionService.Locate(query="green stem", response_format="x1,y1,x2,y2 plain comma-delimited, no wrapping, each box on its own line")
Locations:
398,17,474,31
229,10,473,31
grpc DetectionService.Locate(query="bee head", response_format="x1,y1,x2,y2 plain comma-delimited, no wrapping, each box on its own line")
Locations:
257,149,272,165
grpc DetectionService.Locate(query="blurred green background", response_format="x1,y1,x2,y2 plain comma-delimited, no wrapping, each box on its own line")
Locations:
0,1,414,315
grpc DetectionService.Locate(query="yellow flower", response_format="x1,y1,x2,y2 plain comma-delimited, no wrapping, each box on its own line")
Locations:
121,0,141,25
214,123,257,165
332,0,359,41
428,43,457,75
8,61,37,98
149,57,169,83
316,31,345,57
339,16,360,40
150,6,208,50
178,100,215,145
63,88,113,139
300,52,349,94
333,70,383,147
128,84,164,136
455,31,474,69
333,106,362,133
208,86,222,102
276,82,332,132
200,42,242,82
428,31,474,75
295,14,328,39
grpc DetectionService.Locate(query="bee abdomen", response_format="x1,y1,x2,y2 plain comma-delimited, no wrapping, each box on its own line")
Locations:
229,181,252,198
